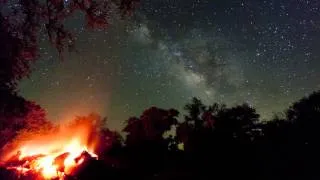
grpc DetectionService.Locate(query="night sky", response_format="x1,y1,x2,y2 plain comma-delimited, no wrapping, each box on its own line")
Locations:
19,0,320,130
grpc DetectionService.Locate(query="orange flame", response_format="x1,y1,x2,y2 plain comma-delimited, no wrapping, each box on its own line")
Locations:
1,118,101,179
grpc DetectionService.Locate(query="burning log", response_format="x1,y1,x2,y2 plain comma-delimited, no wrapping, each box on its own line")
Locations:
75,151,94,163
53,152,70,173
1,149,98,180
0,116,103,179
0,114,120,179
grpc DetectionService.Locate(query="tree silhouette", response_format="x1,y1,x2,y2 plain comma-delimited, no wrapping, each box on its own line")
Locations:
176,98,262,179
0,0,139,151
0,90,51,148
287,91,320,143
122,107,179,179
253,91,320,179
184,97,206,129
0,0,139,90
124,107,179,146
214,103,259,141
178,98,259,151
282,90,320,178
0,91,320,179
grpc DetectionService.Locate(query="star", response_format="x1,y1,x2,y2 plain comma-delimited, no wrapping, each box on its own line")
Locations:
19,0,320,130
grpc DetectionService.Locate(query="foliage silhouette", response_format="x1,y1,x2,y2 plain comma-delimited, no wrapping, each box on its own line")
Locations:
1,88,320,180
122,107,179,179
0,89,51,148
0,0,139,90
116,91,320,180
0,0,139,156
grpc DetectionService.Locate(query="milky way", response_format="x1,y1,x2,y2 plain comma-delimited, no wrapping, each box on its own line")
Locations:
19,0,320,130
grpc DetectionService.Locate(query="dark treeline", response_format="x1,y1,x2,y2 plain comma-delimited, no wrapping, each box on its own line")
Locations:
96,91,320,180
1,1,320,179
3,91,320,179
70,91,320,179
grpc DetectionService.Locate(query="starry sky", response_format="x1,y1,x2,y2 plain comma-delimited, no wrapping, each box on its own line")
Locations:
18,0,320,130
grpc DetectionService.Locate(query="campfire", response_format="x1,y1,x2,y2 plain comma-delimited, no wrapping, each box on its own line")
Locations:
0,116,103,180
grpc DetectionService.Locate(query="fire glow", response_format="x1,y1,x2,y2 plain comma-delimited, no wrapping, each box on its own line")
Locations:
0,118,101,179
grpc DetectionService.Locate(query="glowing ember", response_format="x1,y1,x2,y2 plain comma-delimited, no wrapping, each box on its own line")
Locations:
7,139,98,179
0,118,101,179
